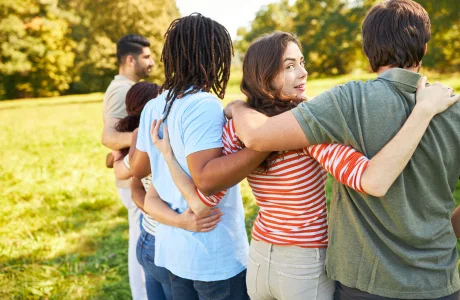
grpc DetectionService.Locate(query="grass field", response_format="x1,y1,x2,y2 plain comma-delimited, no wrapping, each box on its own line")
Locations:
1,72,459,299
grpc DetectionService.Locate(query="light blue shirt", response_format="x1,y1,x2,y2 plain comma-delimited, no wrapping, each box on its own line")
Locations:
137,90,249,281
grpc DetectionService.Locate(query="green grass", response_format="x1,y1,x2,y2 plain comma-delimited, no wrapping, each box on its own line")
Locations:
1,71,459,298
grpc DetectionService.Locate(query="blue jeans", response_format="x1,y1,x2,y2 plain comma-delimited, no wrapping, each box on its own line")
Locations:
168,269,249,300
136,226,172,300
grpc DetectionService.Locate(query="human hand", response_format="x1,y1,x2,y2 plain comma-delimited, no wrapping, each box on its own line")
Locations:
224,100,246,119
111,150,125,162
177,207,223,232
416,76,459,116
151,119,173,157
106,152,114,168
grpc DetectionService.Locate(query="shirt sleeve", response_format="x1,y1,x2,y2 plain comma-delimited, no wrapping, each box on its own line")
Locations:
104,86,130,119
182,96,225,156
306,144,369,193
291,85,362,152
193,120,243,207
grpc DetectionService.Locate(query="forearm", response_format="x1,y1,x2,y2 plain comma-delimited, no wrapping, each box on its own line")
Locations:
232,103,270,150
144,196,181,227
131,178,146,212
232,102,309,151
164,153,211,217
144,185,181,227
192,148,269,196
101,128,132,150
129,149,151,179
361,105,434,197
113,157,132,180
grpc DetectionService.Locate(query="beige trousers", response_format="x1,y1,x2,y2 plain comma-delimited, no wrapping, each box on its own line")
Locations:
246,239,334,300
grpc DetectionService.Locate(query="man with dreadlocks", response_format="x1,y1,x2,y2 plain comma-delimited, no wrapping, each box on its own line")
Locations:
130,13,268,299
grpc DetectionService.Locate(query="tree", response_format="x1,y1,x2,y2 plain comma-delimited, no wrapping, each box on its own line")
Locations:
0,0,75,99
235,0,294,55
62,0,179,94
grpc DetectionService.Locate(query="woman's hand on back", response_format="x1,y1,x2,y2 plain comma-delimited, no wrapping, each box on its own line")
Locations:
150,119,173,158
416,76,459,116
176,207,223,232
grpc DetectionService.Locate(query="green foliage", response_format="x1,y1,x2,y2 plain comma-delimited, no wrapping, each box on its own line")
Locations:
0,0,179,99
415,0,460,73
63,0,179,94
237,0,459,77
0,0,75,99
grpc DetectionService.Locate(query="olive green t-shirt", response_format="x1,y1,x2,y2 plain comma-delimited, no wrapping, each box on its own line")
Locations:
292,68,460,299
103,75,135,188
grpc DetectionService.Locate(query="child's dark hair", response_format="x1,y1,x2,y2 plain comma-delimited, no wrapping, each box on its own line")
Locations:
116,82,160,132
116,34,151,65
160,13,233,120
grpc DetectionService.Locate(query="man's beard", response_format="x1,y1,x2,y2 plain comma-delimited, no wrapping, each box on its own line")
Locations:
135,63,151,79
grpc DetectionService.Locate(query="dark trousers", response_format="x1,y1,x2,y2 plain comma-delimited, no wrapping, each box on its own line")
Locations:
169,269,249,300
335,282,460,300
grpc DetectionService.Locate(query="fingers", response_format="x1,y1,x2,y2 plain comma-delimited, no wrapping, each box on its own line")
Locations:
446,94,460,107
199,211,223,224
199,217,222,230
199,225,217,232
163,124,169,141
150,119,162,143
417,76,427,90
150,119,157,141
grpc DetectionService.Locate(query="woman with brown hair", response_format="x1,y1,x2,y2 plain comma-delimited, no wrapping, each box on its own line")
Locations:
150,31,448,300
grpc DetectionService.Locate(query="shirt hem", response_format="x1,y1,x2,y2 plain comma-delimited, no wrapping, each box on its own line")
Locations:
161,264,247,282
185,142,223,157
331,276,460,299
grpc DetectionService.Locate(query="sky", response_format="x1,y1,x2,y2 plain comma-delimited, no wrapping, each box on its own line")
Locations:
175,0,294,40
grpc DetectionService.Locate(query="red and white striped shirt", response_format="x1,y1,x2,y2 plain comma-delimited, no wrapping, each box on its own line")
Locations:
197,119,369,248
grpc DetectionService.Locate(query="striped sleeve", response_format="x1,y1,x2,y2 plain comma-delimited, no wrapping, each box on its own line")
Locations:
194,121,242,207
306,144,369,193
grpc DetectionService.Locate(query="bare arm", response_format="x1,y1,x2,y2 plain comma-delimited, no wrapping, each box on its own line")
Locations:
227,101,310,151
101,116,132,150
361,79,459,197
131,177,146,212
129,128,151,179
150,121,224,217
451,205,460,238
113,151,132,180
143,182,223,232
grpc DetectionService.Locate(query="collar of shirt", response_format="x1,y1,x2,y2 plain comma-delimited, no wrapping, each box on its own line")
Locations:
377,68,422,93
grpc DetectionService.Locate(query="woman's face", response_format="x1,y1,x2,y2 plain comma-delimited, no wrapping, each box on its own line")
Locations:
272,42,308,100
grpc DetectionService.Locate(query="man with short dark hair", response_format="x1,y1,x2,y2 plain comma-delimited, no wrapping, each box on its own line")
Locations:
101,34,154,300
226,0,460,299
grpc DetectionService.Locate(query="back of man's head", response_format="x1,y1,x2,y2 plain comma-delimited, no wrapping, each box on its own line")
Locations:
362,0,431,72
116,34,151,65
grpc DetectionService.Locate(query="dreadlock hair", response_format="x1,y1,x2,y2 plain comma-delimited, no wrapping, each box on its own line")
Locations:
241,31,305,173
160,13,233,120
116,82,160,133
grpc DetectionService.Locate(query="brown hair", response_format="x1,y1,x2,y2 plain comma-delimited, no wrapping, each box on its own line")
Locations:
241,31,304,172
362,0,431,72
160,13,233,120
116,82,160,132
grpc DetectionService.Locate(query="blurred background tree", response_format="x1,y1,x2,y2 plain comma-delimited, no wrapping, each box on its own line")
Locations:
236,0,459,77
0,0,457,100
0,0,178,99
